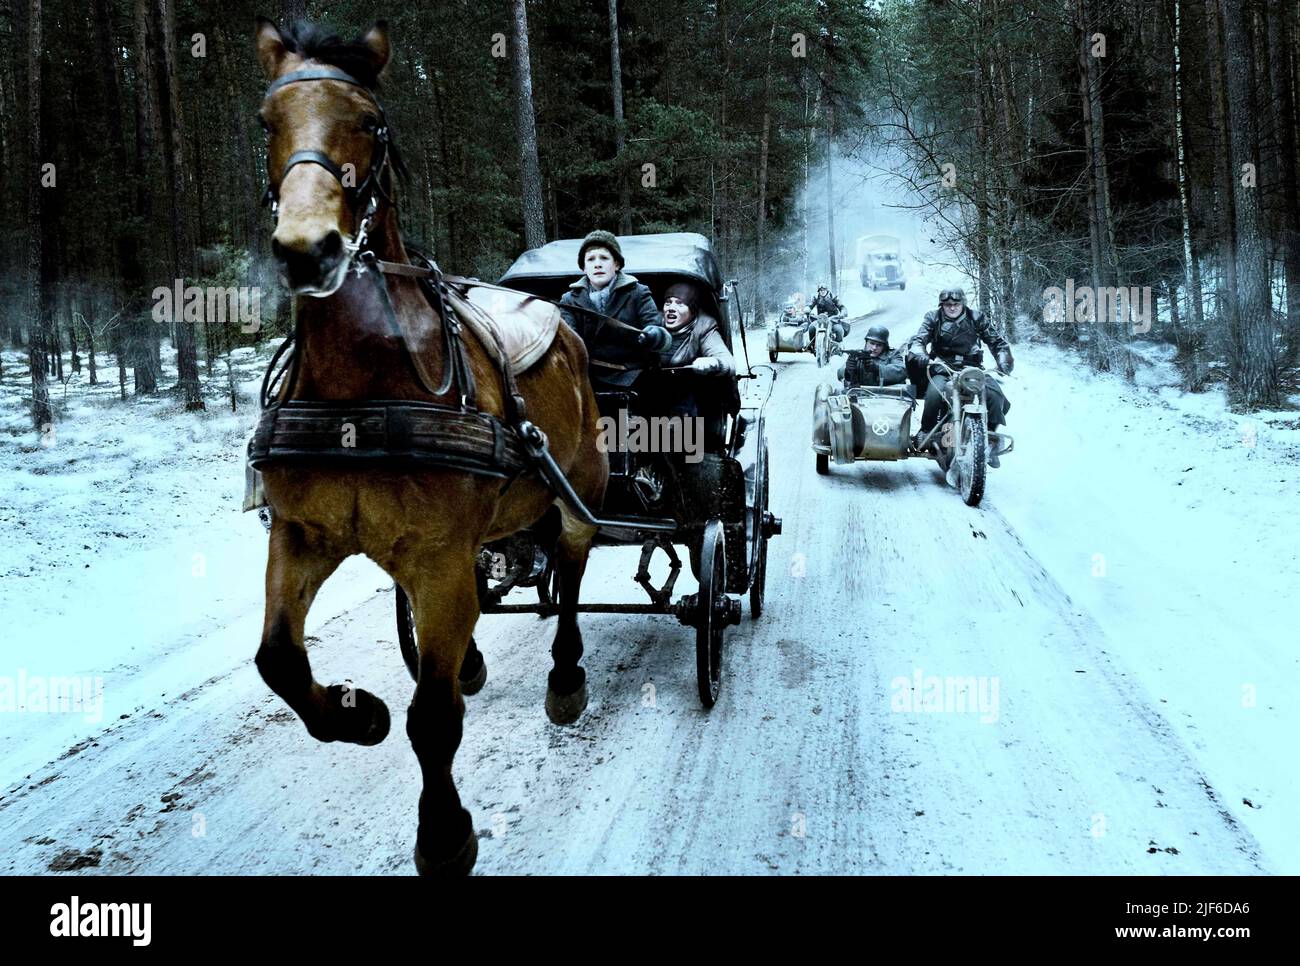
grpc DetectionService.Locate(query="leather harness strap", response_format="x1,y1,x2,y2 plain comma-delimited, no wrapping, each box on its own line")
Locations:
249,399,530,479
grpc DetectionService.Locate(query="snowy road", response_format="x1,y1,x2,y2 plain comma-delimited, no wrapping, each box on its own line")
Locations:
0,282,1275,875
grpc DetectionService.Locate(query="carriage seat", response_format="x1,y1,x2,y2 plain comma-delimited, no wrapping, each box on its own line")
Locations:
443,281,562,376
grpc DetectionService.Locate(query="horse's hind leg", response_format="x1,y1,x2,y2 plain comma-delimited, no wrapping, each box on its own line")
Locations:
401,547,480,875
257,518,390,746
545,507,598,725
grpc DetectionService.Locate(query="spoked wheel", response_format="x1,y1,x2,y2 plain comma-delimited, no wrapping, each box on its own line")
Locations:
695,519,737,708
816,333,830,368
956,413,988,507
749,444,770,619
395,584,486,694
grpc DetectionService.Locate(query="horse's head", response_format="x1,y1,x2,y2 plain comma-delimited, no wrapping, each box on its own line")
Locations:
256,18,392,296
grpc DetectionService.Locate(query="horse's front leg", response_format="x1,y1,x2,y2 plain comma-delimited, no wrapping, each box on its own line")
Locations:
545,506,598,724
400,548,481,876
256,517,391,745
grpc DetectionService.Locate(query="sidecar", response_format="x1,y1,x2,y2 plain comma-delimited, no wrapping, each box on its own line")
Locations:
811,381,917,475
767,314,811,362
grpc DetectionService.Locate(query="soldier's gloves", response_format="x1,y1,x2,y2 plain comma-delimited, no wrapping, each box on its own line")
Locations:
690,356,723,374
908,350,929,369
637,325,672,353
997,348,1014,375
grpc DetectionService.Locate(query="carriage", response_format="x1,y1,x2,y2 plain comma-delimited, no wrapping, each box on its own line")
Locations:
395,232,782,707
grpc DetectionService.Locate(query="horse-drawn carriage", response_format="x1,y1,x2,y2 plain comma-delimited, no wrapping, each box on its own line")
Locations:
394,232,781,707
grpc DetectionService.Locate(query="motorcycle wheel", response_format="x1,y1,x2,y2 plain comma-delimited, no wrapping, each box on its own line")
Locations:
769,349,778,363
956,413,987,507
816,452,829,475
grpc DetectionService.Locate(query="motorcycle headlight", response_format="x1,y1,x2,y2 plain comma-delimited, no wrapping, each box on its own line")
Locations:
955,367,986,393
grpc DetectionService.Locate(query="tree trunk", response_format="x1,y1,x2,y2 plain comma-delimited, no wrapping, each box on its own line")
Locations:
131,0,161,394
1078,0,1104,294
155,0,202,409
82,311,97,385
1168,0,1206,387
825,98,837,286
1204,0,1239,342
1219,0,1278,406
753,20,776,327
974,64,992,316
511,0,545,249
1265,0,1300,361
27,0,51,429
609,0,630,235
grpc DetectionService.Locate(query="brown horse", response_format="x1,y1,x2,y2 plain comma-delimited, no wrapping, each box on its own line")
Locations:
252,17,607,875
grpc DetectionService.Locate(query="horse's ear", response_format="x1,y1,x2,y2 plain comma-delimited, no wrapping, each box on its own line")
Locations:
256,16,288,78
362,20,391,73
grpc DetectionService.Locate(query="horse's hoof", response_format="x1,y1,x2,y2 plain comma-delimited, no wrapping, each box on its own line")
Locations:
414,830,478,876
324,685,390,746
459,651,487,697
545,680,588,725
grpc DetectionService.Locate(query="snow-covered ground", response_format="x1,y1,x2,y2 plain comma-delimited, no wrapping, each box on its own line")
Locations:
0,344,388,788
0,268,1296,874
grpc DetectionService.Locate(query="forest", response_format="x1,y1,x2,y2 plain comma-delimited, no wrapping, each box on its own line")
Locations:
3,0,1297,426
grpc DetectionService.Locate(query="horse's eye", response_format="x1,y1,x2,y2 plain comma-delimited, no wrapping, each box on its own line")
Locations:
258,114,271,134
360,114,379,133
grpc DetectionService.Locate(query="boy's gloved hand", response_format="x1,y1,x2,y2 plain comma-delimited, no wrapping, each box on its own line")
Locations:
690,356,723,374
637,325,672,352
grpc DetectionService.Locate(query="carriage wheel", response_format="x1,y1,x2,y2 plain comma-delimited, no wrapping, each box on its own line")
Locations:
395,584,486,694
749,444,770,620
396,585,419,681
695,520,730,708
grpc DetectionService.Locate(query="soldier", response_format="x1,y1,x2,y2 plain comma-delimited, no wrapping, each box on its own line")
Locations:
905,286,1014,464
839,324,906,388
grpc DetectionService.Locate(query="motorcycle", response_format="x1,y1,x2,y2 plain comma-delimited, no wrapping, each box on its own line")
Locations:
812,312,849,368
911,359,1014,507
811,357,1013,508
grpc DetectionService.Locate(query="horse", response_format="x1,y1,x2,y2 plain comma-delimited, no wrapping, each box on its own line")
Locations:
251,16,607,875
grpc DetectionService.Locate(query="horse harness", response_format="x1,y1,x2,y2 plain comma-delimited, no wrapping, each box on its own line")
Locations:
249,64,649,488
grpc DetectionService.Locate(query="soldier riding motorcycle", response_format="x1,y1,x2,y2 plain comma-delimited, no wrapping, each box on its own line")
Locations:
905,286,1014,467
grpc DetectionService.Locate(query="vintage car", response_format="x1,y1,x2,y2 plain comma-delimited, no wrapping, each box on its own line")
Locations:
857,234,907,290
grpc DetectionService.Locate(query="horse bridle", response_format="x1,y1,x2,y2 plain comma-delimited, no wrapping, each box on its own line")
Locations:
260,65,394,257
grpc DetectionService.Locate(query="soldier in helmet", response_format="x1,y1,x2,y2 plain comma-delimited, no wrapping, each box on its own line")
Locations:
905,286,1014,462
839,323,907,388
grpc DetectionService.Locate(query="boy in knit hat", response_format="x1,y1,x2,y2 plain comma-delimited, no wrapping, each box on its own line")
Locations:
559,230,669,388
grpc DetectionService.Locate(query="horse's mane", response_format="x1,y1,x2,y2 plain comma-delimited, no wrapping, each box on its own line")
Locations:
281,20,386,88
279,19,408,185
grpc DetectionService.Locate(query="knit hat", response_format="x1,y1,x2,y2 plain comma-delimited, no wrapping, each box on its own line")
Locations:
577,230,624,270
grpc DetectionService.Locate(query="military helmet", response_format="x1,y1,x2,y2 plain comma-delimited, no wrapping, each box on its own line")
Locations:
938,286,966,305
864,324,890,347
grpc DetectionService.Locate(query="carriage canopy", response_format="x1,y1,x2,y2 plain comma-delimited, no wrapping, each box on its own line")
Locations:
498,232,733,351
